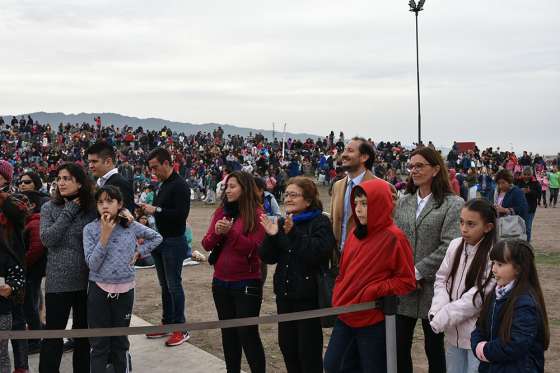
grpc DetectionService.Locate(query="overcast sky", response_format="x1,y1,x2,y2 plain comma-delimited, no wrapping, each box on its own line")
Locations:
1,1,558,154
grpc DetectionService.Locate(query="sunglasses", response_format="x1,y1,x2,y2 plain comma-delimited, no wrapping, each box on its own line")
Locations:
18,180,34,185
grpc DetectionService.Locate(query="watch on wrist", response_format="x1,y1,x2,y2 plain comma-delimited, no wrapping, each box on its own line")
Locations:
156,207,162,213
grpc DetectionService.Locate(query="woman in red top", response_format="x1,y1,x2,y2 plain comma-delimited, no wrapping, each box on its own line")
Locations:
202,171,266,373
449,168,461,196
324,178,416,373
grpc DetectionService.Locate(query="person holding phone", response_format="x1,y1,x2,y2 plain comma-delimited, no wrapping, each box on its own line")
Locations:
140,148,191,347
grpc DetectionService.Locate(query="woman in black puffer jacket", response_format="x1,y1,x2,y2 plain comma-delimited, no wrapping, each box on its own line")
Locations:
259,176,335,373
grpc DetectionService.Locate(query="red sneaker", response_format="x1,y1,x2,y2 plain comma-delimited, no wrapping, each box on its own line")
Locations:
13,369,29,373
165,331,190,347
146,327,170,339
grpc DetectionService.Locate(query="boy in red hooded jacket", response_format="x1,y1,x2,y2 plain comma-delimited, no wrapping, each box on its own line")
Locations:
324,178,416,373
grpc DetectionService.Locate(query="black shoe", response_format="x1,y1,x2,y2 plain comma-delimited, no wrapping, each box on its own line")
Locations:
63,338,74,353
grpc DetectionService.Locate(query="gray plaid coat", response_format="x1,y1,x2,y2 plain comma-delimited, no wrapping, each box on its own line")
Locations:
394,193,464,319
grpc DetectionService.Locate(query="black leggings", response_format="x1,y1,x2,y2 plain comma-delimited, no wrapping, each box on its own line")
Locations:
277,298,323,373
212,282,266,373
537,190,547,206
396,315,446,373
550,188,559,206
39,291,89,373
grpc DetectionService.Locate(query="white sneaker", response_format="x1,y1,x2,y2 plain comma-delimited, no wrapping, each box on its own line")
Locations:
183,258,200,266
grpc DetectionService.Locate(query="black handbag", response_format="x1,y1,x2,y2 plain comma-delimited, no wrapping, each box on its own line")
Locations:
208,241,224,265
316,262,338,328
310,217,339,328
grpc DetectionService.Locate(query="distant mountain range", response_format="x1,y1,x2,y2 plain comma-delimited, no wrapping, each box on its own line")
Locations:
1,112,320,141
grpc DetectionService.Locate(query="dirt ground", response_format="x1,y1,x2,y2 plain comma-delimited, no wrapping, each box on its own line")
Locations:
133,185,560,372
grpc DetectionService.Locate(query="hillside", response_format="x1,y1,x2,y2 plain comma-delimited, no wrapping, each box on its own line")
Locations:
2,112,319,141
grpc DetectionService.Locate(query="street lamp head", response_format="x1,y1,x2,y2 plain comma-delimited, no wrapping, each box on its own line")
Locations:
409,0,425,12
408,0,417,11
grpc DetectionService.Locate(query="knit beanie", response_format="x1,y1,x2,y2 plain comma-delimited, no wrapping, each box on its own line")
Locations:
0,161,13,185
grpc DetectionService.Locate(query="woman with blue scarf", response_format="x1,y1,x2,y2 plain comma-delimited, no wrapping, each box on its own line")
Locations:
259,176,336,373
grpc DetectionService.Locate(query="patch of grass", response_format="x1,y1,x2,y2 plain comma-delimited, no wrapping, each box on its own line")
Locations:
535,251,560,266
550,319,560,327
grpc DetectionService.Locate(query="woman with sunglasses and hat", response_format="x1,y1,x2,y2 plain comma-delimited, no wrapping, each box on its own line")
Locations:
17,172,43,193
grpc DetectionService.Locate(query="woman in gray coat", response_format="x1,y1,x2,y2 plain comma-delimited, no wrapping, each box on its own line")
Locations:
39,163,97,373
394,147,463,373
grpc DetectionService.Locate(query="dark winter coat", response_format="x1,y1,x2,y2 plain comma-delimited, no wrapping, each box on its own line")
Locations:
259,213,335,301
471,290,545,373
498,185,529,221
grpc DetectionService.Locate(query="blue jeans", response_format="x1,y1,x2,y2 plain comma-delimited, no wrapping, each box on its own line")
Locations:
151,236,188,324
445,345,479,373
525,212,535,242
324,318,386,373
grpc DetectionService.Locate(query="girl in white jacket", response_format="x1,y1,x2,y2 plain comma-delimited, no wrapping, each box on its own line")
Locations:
429,198,497,373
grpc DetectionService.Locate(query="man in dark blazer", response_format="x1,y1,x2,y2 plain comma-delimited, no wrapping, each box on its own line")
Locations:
86,141,136,213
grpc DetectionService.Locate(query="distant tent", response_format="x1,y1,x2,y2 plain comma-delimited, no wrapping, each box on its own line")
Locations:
455,141,476,153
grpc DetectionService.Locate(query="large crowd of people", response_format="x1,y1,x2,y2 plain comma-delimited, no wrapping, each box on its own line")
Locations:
0,115,555,373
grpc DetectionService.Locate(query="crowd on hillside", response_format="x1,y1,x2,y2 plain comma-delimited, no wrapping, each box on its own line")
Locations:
0,115,555,373
1,115,559,204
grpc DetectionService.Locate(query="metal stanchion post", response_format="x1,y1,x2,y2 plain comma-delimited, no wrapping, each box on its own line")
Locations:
379,296,398,373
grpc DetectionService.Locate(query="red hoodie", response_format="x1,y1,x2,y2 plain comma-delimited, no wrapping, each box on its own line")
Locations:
332,178,416,328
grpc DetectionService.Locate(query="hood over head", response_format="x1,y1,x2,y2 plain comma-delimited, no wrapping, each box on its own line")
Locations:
350,178,394,235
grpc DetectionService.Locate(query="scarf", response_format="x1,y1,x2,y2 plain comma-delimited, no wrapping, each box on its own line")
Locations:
496,280,516,300
292,209,321,224
64,192,80,202
223,200,240,219
353,224,368,240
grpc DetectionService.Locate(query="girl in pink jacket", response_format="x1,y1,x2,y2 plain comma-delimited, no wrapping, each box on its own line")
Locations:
429,199,497,373
536,171,549,208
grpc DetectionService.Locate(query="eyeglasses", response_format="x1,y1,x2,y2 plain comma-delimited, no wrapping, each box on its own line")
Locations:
406,162,432,173
18,180,33,185
283,192,303,199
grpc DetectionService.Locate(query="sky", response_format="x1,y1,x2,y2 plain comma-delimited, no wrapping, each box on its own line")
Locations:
1,0,558,154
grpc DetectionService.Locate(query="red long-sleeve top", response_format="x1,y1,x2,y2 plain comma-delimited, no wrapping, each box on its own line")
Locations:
202,207,265,282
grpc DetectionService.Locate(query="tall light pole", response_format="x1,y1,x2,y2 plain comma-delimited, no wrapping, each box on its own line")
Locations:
409,0,425,146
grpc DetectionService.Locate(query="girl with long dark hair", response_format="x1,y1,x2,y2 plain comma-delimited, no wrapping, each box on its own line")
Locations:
84,186,162,373
471,239,549,372
39,163,97,373
201,171,266,373
429,198,497,373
